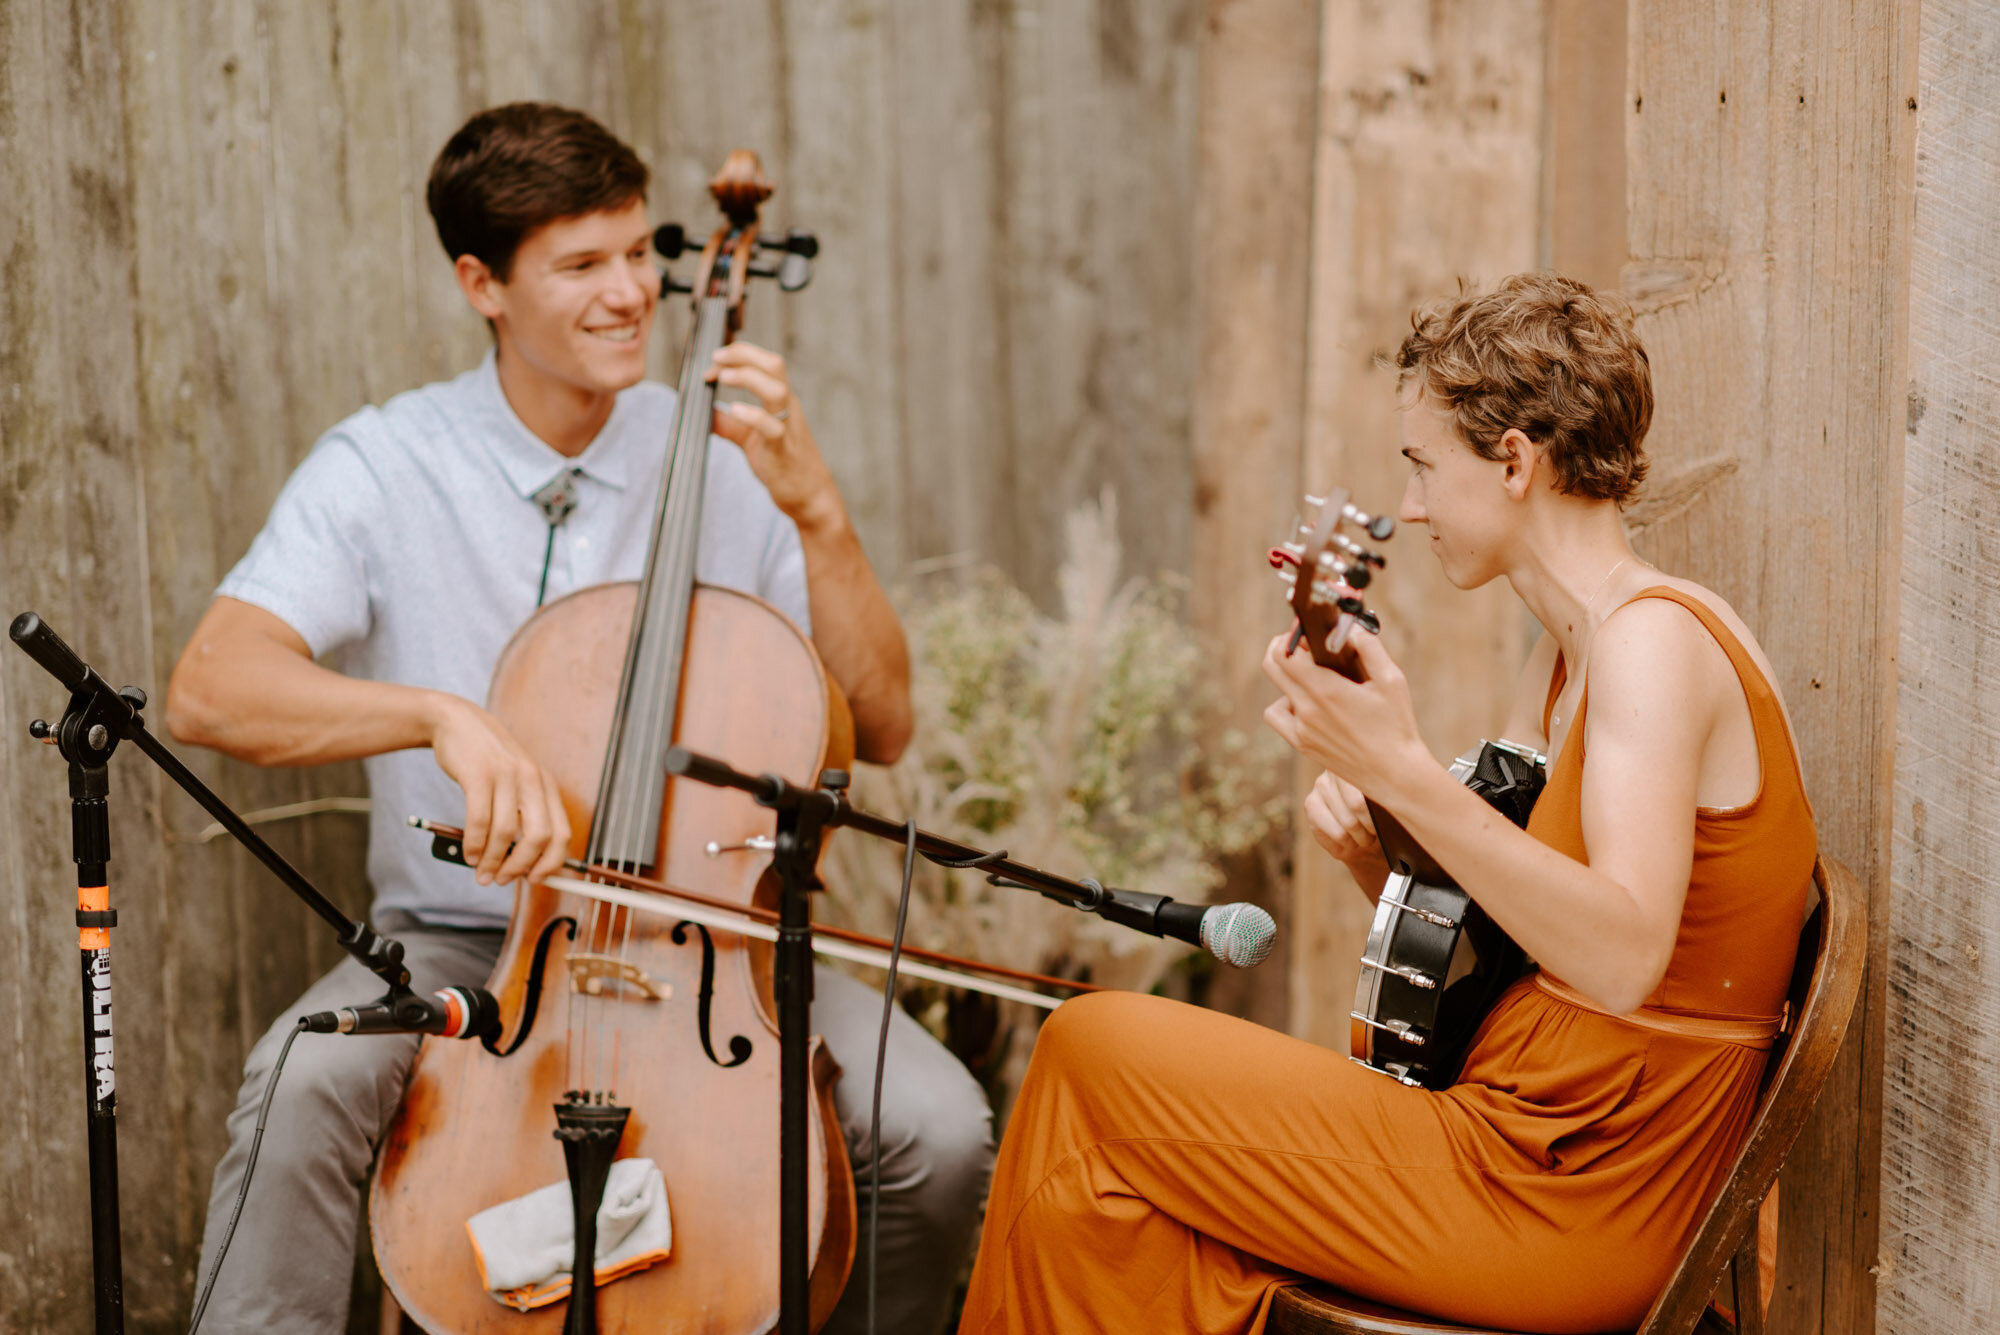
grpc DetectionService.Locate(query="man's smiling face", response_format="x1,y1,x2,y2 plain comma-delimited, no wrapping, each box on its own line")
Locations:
483,196,658,399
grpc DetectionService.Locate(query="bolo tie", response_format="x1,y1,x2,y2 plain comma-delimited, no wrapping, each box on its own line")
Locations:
529,467,585,609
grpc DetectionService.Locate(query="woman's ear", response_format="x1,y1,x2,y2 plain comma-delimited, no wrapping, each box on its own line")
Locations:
1497,427,1540,501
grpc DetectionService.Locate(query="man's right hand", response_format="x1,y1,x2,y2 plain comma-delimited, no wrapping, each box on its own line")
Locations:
168,596,571,888
427,697,573,887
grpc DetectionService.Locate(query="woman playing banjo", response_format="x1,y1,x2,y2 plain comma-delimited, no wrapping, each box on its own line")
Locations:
955,273,1816,1334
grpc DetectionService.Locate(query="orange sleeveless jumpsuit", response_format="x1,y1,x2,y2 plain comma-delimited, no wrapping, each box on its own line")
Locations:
957,588,1816,1334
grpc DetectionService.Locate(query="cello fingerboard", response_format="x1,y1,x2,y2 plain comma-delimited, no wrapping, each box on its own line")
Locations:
588,294,728,871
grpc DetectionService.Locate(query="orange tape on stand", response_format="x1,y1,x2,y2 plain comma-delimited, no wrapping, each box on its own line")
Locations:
78,884,110,950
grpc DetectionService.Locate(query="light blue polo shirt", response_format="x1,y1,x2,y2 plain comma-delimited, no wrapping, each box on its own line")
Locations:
218,352,810,927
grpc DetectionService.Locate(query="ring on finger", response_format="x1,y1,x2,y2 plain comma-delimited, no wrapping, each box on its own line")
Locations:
770,405,790,422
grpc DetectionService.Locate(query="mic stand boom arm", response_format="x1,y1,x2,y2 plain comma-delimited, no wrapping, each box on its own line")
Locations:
664,744,1192,940
8,612,434,1335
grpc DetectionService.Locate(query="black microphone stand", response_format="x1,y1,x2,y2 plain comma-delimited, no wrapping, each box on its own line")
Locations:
661,743,1202,1335
9,612,430,1335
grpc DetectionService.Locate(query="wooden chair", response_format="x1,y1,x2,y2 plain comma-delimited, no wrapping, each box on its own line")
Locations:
1268,857,1867,1335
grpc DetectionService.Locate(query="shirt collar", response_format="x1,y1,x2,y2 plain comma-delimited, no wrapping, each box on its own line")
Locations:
467,349,637,498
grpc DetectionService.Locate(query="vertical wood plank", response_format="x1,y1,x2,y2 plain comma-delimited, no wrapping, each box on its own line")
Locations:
1543,0,1627,290
1625,2,1915,1330
994,0,1200,602
774,0,910,577
1882,2,2000,1330
0,6,96,1325
1188,0,1322,1029
1288,0,1547,1048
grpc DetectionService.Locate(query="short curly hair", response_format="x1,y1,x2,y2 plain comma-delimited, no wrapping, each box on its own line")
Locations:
1395,273,1652,504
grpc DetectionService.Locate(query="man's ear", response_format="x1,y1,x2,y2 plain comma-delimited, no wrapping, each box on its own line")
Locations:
1497,427,1540,501
454,253,505,322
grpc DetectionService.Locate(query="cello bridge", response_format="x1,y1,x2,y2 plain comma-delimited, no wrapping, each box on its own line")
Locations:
567,953,672,1000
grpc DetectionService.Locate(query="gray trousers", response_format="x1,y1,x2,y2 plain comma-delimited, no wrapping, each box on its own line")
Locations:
194,913,994,1334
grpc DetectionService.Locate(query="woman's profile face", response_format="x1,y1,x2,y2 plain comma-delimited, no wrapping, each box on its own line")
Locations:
1396,386,1516,591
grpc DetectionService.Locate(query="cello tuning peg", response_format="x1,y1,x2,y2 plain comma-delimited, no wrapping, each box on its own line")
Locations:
757,227,820,259
653,223,688,259
776,251,813,292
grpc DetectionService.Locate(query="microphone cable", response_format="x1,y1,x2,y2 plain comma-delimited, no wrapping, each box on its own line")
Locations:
866,819,918,1335
187,1018,306,1334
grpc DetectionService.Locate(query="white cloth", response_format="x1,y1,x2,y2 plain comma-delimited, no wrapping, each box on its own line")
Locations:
216,350,811,926
466,1157,672,1310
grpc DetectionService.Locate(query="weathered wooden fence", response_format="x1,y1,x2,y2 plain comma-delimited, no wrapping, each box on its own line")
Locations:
1884,0,2000,1327
3,1,1991,1332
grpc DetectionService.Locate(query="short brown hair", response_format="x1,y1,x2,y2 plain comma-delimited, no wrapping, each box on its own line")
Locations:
1395,273,1652,504
426,102,649,281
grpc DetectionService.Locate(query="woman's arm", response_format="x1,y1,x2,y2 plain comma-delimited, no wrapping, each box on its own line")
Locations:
1265,601,1721,1013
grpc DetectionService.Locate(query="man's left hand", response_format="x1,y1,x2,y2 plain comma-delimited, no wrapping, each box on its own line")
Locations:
708,341,842,532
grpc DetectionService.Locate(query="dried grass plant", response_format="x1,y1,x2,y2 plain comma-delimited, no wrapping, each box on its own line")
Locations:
822,492,1287,1105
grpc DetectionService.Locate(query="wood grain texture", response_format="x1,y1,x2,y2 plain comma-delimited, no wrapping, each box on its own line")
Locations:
0,3,1205,1328
1881,2,2000,1329
1288,0,1546,1050
1188,0,1322,1031
1625,2,1916,1331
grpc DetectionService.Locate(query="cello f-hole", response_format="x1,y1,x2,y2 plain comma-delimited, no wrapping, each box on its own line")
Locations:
673,920,755,1069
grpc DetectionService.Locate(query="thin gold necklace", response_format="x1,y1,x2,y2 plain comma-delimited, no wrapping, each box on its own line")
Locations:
1552,556,1642,734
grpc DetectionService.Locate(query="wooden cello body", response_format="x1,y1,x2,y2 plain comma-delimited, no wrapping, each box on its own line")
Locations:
372,154,856,1334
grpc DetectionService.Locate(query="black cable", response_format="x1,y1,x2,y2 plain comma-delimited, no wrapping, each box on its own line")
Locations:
188,1019,306,1334
867,820,918,1335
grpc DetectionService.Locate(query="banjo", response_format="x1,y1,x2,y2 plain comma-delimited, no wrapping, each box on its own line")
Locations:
1271,492,1546,1090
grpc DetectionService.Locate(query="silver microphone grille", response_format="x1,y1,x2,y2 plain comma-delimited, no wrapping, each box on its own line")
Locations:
1200,902,1277,968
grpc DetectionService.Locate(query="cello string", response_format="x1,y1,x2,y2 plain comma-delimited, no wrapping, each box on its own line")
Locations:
594,299,712,1098
610,295,718,1096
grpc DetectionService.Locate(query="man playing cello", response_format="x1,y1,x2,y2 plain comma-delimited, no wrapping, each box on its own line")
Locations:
167,102,992,1334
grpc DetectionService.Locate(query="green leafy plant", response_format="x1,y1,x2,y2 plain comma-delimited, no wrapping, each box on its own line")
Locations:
823,492,1288,1103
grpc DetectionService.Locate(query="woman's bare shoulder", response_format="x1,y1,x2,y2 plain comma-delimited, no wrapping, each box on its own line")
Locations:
1620,574,1785,692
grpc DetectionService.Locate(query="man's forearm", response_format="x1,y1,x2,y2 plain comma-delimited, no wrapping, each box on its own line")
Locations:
795,509,913,765
167,625,446,766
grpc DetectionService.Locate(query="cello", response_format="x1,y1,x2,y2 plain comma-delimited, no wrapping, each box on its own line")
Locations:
371,151,855,1334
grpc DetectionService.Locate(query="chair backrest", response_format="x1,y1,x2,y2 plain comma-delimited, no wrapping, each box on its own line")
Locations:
1634,856,1869,1335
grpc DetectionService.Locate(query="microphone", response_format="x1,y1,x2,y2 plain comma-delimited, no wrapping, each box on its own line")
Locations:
300,985,500,1040
1093,890,1278,968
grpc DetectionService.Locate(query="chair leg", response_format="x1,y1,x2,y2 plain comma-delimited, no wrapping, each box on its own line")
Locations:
1731,1217,1763,1335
